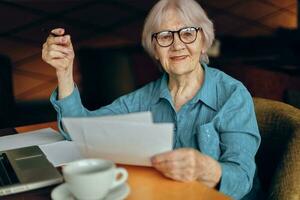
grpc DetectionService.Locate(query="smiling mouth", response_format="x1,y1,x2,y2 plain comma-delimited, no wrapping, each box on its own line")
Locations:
170,55,188,61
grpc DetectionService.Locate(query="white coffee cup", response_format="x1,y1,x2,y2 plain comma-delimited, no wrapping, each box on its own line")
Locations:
62,158,128,200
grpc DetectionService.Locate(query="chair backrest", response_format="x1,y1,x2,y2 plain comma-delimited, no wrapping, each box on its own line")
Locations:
0,55,15,128
253,97,300,200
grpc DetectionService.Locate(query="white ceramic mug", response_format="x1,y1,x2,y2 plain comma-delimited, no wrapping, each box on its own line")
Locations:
62,159,128,200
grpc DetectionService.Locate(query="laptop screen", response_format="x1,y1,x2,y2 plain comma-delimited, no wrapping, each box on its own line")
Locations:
0,153,20,186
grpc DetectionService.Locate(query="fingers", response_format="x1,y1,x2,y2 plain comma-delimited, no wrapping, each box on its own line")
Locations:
50,28,65,36
151,148,195,164
42,27,74,70
152,151,180,164
152,149,221,187
151,148,201,182
42,42,73,60
47,35,71,46
153,159,185,171
154,159,197,182
48,50,67,59
164,172,183,182
48,44,73,55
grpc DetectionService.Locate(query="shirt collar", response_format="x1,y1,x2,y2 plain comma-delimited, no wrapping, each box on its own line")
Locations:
156,63,218,111
191,63,218,111
158,73,173,103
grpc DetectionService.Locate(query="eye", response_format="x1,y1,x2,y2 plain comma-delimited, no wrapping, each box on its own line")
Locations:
180,28,196,38
157,31,172,41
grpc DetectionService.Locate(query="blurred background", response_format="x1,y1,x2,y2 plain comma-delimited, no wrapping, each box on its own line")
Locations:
0,0,299,128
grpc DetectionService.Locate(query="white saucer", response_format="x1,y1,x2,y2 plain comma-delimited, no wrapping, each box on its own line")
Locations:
51,182,130,200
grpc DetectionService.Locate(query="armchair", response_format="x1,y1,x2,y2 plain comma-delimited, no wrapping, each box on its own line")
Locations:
254,97,300,200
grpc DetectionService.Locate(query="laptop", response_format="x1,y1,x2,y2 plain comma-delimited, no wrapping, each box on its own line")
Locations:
0,145,63,196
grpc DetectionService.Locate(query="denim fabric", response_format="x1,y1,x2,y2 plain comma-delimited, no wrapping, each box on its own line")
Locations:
50,63,261,200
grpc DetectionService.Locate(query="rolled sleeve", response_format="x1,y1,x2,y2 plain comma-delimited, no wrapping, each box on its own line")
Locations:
50,86,83,115
50,86,85,140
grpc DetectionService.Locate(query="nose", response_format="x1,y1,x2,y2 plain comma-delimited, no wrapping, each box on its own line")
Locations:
171,33,185,50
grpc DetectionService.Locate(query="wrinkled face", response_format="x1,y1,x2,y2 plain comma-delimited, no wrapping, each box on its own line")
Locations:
153,9,204,77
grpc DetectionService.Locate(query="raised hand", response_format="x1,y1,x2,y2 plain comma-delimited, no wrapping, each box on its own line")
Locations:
42,28,75,99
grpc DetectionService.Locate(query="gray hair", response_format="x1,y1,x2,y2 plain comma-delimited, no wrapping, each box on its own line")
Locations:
142,0,214,64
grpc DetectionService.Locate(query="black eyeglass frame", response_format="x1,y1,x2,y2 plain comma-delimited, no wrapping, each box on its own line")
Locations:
151,27,202,47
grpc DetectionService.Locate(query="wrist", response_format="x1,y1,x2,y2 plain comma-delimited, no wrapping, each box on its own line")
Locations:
56,64,75,99
58,80,74,99
56,64,73,81
196,154,222,188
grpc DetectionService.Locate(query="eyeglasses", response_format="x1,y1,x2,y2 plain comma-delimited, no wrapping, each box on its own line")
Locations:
152,27,201,47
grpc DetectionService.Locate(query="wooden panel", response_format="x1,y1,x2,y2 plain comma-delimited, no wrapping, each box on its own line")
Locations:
18,81,57,100
230,0,277,20
13,73,45,98
0,39,40,63
204,0,242,9
264,0,296,8
16,59,56,76
262,11,297,28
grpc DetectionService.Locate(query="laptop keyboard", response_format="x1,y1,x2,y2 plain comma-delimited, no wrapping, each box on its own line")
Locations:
0,153,20,186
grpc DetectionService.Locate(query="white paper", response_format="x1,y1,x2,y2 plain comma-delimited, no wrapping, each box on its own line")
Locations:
61,112,155,157
84,121,173,166
39,141,84,167
85,111,153,123
62,113,173,166
0,128,64,151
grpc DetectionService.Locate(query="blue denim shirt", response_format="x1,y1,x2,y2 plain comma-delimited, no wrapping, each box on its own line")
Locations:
50,63,261,200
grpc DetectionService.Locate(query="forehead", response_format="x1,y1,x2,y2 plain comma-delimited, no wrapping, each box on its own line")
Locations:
157,9,190,31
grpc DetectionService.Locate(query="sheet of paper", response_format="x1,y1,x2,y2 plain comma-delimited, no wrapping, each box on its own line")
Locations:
0,128,64,151
39,141,84,167
87,111,153,123
62,117,173,166
61,112,154,156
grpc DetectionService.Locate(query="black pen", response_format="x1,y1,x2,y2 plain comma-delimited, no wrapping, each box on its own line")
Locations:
49,32,60,37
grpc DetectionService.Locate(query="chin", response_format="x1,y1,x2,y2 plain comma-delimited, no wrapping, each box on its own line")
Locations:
170,69,193,76
169,63,194,73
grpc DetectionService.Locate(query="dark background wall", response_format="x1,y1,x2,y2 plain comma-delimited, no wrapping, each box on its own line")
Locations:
0,0,299,128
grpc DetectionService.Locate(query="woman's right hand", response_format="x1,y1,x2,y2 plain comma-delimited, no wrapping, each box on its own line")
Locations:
42,28,75,99
42,28,74,77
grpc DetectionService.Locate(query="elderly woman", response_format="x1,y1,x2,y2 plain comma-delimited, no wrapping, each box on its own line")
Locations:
42,0,261,199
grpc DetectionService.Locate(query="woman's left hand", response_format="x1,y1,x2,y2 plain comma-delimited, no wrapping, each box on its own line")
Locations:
151,148,222,188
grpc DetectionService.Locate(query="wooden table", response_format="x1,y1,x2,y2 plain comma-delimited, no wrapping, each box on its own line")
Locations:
2,122,231,200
